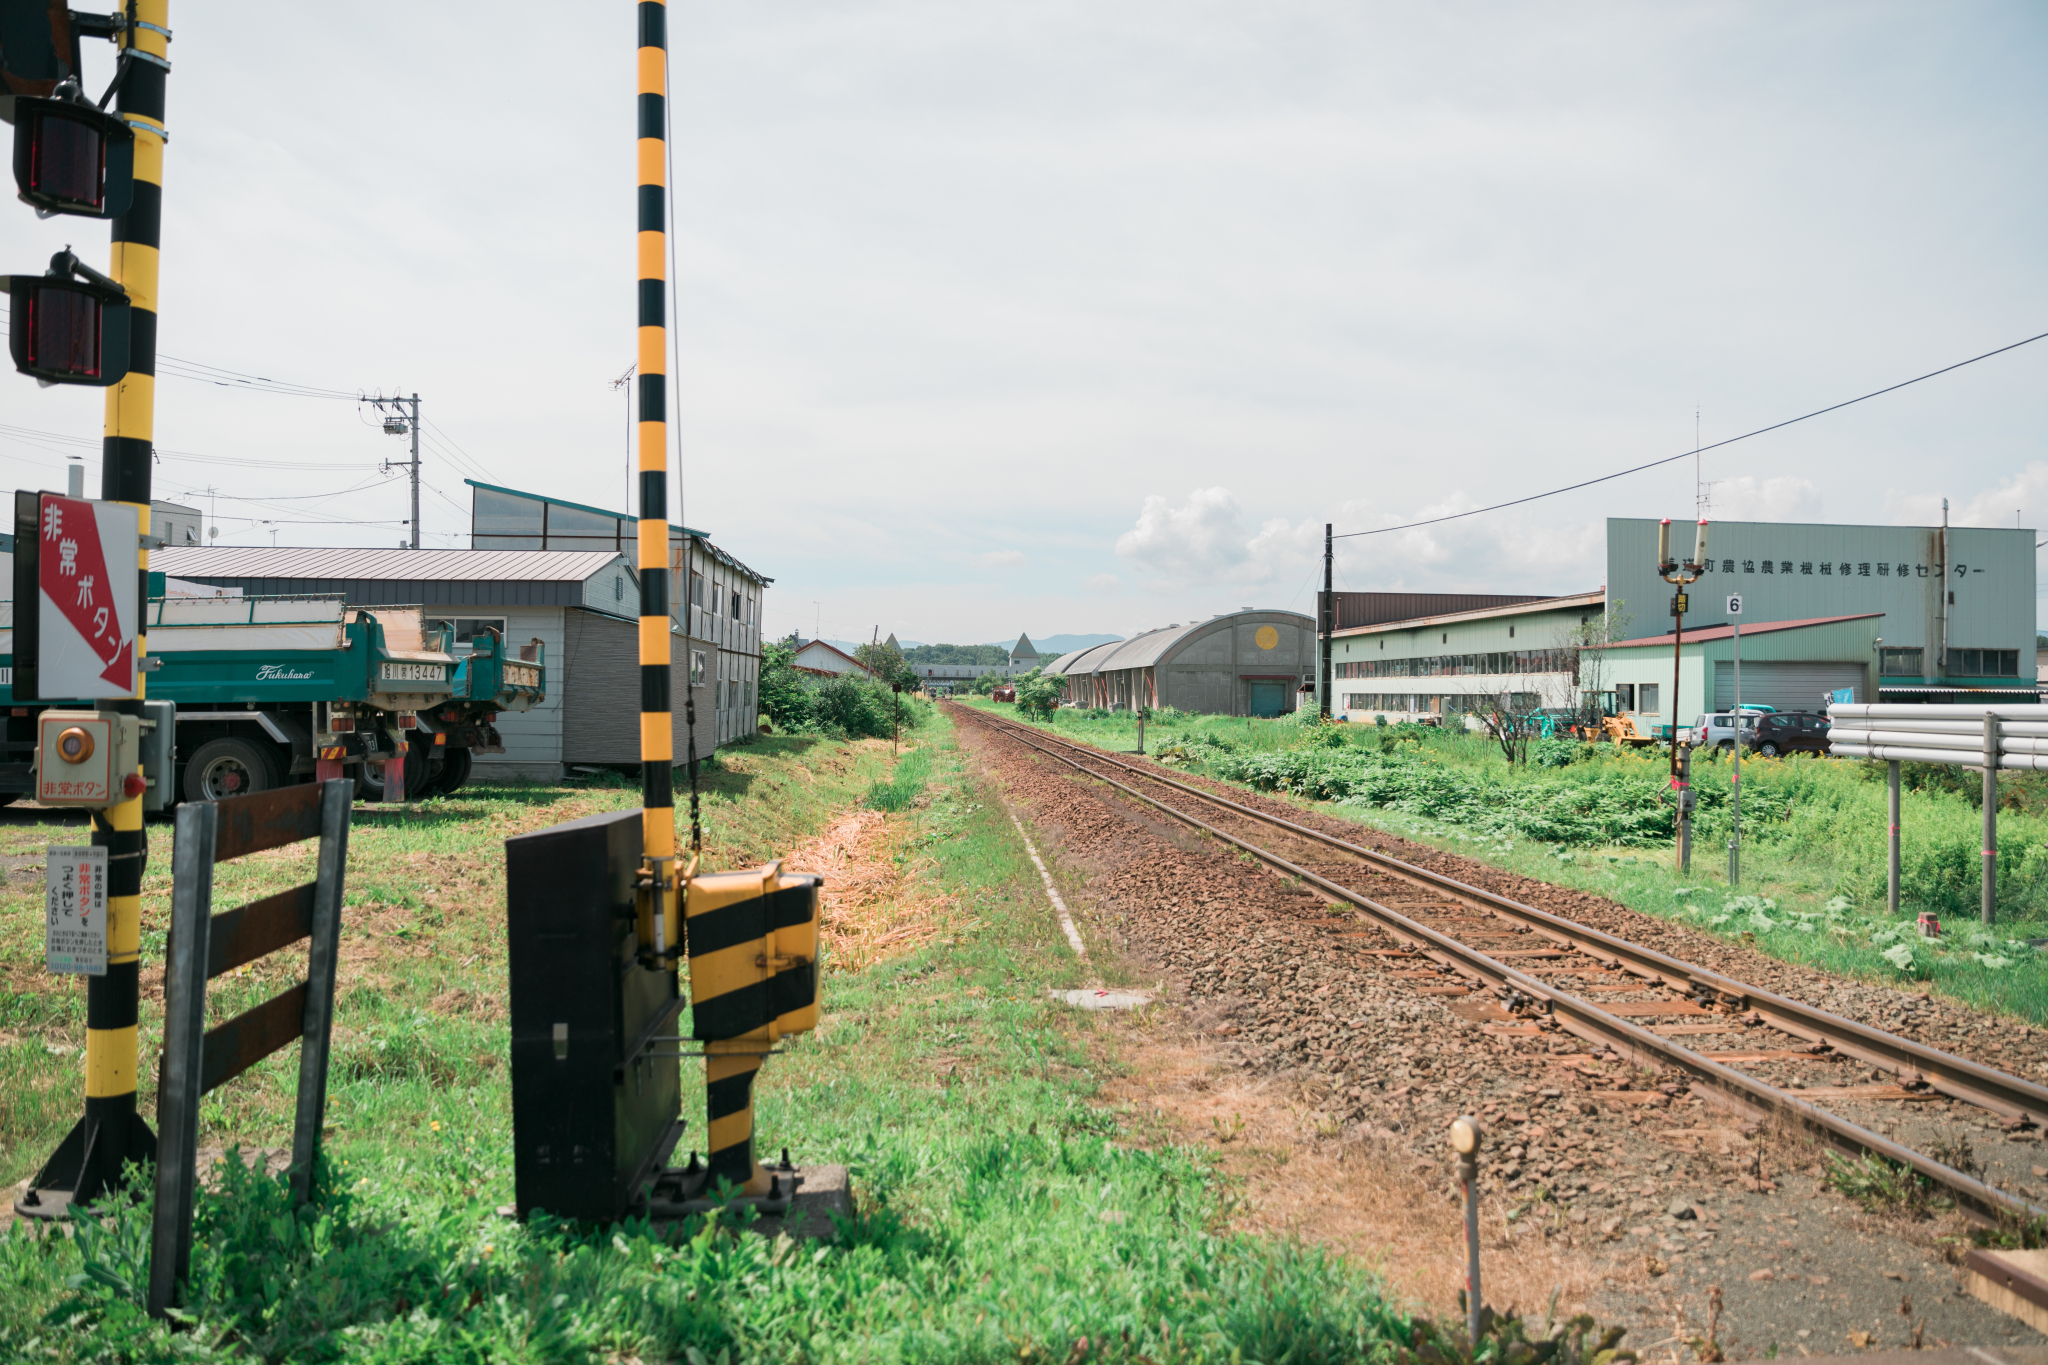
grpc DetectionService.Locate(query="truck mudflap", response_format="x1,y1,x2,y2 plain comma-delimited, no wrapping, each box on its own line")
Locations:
411,710,503,755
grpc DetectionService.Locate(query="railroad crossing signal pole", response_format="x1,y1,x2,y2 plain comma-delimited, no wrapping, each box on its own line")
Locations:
27,0,172,1216
1657,519,1707,874
1319,523,1333,720
635,0,682,970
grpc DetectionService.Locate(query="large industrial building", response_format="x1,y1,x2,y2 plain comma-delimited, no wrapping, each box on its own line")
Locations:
1326,516,2039,727
1330,590,1607,720
1605,517,2035,698
1047,609,1315,716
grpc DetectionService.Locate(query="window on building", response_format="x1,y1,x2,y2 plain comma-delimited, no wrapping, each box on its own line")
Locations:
1637,683,1660,716
424,617,507,648
1944,648,2019,677
690,649,706,686
690,573,705,608
730,589,741,619
1879,646,1924,676
1615,683,1635,712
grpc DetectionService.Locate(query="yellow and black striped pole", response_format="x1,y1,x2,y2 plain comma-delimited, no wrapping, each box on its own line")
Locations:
635,0,680,964
28,0,170,1215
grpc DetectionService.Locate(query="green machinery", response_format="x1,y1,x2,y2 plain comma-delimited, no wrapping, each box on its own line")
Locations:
0,591,544,803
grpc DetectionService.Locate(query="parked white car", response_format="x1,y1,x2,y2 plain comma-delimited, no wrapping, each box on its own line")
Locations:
1690,710,1763,750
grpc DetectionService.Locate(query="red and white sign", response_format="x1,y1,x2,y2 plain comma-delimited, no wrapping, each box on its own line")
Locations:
37,494,138,698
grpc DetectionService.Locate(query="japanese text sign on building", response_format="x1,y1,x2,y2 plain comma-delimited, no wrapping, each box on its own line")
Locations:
45,845,107,975
37,494,138,698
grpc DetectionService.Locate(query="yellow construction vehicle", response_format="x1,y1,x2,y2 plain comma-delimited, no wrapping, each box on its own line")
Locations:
1599,713,1658,747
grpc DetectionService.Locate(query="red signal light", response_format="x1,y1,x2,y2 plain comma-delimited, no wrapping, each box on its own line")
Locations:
2,256,131,387
27,283,99,376
122,772,146,799
11,97,134,220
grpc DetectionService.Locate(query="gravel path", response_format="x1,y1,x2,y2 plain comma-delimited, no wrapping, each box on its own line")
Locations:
955,706,2048,1357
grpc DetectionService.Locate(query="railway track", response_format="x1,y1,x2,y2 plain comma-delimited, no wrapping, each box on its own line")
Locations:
953,701,2048,1229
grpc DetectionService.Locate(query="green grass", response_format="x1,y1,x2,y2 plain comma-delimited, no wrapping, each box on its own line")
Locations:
0,716,1404,1361
970,699,2048,1024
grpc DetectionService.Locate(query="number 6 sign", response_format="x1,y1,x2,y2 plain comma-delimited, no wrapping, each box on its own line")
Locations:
1726,594,1743,616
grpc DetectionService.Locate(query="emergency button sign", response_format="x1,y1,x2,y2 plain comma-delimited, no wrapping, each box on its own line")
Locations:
38,494,139,697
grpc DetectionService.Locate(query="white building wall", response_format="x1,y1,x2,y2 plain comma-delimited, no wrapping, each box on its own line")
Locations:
473,605,569,781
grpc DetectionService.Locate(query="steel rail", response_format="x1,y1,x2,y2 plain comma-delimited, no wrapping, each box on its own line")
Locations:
959,705,2048,1129
954,703,2048,1227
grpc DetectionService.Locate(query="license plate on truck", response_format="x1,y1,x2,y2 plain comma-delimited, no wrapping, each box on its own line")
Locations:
380,663,447,683
505,664,539,688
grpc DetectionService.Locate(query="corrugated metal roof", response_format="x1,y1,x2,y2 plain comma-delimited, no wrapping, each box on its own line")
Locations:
1044,646,1100,674
1332,588,1607,637
1599,613,1882,650
1054,611,1314,676
1047,639,1130,677
154,546,623,583
1332,591,1554,630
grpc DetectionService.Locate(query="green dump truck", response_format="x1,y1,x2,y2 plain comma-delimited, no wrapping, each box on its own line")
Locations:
0,592,545,803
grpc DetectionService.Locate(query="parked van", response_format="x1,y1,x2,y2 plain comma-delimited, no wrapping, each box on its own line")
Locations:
1690,710,1763,751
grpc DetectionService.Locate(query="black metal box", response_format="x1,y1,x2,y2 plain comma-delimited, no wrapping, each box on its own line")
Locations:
506,808,681,1222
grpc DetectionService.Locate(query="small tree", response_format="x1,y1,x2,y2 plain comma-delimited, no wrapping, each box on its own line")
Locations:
1468,689,1544,764
971,671,998,697
758,640,815,731
1557,601,1632,724
854,638,919,691
1014,667,1065,718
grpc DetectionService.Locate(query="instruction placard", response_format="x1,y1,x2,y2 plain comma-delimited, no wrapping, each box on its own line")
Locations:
45,845,107,976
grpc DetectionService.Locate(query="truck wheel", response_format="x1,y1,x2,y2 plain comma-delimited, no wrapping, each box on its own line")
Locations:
432,747,472,795
355,745,431,800
183,739,277,802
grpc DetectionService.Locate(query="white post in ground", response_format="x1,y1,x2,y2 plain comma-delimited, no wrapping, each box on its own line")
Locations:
1983,714,2000,924
1888,760,1902,918
1450,1116,1484,1346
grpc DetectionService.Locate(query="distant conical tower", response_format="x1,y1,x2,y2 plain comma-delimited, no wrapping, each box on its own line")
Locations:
884,633,900,651
1011,633,1039,666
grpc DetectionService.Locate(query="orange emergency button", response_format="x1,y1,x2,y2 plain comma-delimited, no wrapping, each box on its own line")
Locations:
56,727,94,764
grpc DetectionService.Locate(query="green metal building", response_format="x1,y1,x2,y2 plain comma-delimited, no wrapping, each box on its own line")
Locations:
1590,613,1884,730
1606,517,2035,698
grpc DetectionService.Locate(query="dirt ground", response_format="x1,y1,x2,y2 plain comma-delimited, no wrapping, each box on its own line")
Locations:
953,711,2048,1358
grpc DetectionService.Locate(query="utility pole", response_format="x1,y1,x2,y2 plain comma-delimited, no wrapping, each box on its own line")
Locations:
365,392,423,548
1320,523,1334,720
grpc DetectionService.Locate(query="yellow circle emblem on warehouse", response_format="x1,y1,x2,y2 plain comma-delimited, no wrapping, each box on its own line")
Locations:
1255,625,1279,650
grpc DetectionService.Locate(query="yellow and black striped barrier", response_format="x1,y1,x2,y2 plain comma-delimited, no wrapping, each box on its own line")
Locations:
684,863,820,1194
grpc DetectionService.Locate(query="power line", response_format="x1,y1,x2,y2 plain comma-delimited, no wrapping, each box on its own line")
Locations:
1334,328,2048,540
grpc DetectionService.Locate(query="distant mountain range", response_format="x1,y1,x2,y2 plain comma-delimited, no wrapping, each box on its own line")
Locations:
800,633,1125,658
994,634,1124,655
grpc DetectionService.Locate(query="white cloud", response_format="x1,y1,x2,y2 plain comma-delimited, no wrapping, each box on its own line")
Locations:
1881,461,2048,530
1115,488,1255,581
1700,477,1824,522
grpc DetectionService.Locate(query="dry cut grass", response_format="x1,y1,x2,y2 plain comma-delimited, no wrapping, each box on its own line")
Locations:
785,807,961,974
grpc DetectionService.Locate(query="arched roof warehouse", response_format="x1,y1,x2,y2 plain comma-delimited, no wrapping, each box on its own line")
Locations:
1045,609,1314,716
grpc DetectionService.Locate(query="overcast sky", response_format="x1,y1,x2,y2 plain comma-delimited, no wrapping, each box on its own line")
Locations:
2,2,2043,645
